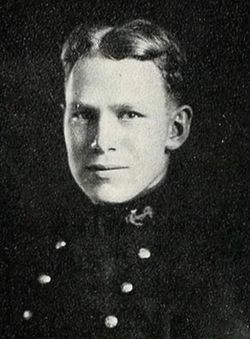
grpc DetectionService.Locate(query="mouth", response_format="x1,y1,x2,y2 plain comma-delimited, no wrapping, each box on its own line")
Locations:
86,165,129,172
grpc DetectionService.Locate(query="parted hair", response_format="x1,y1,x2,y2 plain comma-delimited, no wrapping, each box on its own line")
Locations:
61,19,188,104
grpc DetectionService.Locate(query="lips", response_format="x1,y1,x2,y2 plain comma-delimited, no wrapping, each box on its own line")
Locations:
86,164,128,171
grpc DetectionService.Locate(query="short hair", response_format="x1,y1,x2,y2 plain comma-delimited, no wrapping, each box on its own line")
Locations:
61,19,188,104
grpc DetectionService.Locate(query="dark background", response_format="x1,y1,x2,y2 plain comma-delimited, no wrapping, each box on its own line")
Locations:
0,0,249,245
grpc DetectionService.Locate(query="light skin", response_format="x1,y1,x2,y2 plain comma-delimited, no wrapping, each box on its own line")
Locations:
64,56,192,204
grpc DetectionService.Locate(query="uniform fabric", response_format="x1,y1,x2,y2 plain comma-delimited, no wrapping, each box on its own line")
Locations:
1,168,249,338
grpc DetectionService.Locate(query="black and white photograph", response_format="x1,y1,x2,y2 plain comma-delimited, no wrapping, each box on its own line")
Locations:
0,0,249,337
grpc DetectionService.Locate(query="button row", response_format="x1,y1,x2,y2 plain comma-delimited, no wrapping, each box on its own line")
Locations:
24,239,151,331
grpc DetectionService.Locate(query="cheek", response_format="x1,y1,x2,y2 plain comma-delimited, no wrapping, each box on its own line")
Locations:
65,125,89,174
64,122,88,153
123,124,167,160
148,122,168,152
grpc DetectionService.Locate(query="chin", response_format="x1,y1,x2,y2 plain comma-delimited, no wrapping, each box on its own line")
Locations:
81,183,141,204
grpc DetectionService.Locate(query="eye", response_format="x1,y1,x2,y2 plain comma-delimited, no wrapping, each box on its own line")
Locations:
71,108,97,122
118,110,144,120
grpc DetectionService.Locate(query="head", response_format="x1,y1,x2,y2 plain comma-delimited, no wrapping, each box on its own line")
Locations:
61,19,193,204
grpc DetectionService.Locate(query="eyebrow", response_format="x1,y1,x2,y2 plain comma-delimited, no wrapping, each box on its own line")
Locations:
68,102,99,112
110,103,135,111
69,102,137,112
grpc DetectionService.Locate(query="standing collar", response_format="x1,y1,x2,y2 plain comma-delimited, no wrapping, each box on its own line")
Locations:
94,171,173,226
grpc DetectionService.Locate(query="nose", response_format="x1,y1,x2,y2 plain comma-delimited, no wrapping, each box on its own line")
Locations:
90,113,116,152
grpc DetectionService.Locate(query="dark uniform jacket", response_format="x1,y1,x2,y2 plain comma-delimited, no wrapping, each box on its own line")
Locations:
1,172,250,338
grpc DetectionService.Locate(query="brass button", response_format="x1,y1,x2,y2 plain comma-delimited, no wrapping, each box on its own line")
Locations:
23,310,32,320
121,282,133,293
138,248,151,259
55,240,66,249
105,315,118,328
38,274,51,284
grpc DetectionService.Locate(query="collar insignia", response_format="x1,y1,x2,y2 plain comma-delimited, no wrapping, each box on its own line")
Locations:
125,206,153,226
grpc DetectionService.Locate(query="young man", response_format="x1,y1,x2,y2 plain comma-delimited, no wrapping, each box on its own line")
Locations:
2,19,249,338
62,21,192,205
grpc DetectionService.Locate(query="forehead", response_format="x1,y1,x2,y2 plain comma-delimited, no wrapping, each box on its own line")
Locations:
66,57,170,109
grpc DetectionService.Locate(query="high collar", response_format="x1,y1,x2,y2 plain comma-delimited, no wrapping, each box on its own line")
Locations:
94,170,174,226
60,160,182,240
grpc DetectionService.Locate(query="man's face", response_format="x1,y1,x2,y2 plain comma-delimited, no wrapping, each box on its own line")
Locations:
64,56,177,203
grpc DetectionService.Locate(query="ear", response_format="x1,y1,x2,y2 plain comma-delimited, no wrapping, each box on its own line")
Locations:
165,105,193,151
